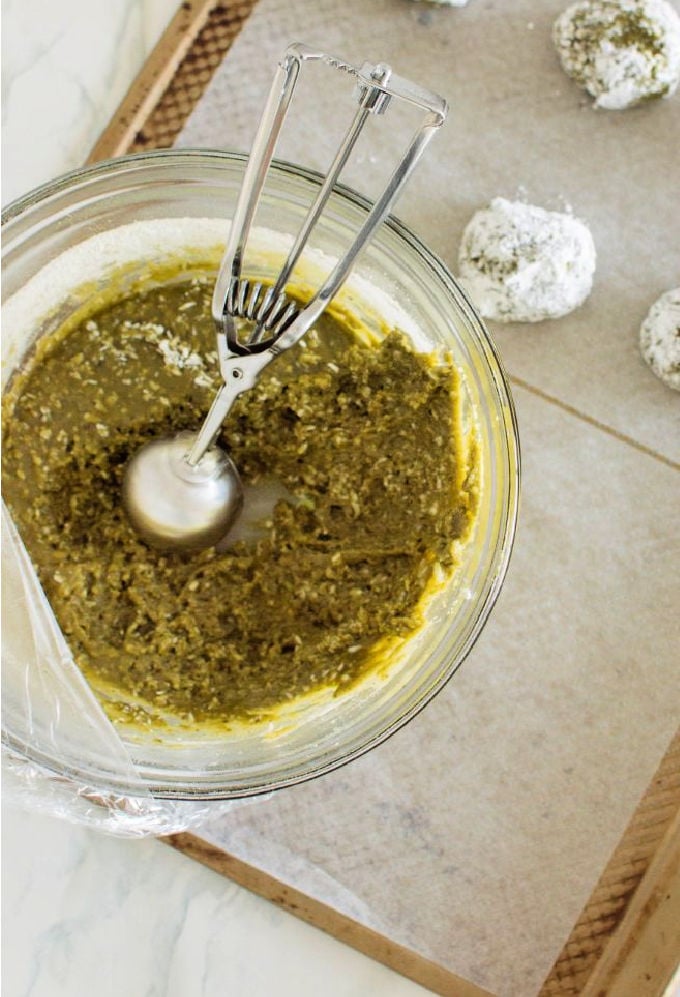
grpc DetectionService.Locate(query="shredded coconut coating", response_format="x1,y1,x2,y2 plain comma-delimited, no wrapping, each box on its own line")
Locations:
457,197,597,323
639,287,680,390
553,0,680,109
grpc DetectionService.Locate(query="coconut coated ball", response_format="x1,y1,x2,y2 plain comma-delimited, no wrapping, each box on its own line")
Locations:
553,0,680,109
639,287,680,390
457,197,597,323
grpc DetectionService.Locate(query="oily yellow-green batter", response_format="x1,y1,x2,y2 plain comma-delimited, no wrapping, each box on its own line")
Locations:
2,270,476,727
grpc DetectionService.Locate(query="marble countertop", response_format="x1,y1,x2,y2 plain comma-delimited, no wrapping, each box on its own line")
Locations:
3,2,679,996
0,2,427,994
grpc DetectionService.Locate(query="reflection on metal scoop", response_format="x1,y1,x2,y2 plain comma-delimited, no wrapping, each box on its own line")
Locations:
122,433,243,551
122,42,447,551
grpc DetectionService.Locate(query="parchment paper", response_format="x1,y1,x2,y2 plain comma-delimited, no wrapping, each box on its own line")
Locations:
177,1,680,993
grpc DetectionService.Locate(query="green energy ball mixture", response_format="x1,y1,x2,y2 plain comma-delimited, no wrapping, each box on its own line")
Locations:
2,274,476,726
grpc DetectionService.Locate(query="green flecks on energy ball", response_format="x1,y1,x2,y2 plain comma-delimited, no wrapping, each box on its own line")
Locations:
553,0,680,109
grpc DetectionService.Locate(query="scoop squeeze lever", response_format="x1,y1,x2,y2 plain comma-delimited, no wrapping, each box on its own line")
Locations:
122,42,447,551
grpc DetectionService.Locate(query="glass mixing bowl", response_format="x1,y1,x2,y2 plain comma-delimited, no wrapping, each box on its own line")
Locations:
1,150,519,800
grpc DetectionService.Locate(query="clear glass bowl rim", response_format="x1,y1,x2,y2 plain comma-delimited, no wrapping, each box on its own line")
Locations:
1,149,521,800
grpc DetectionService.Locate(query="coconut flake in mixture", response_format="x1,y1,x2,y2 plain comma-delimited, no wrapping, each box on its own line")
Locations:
457,197,597,323
639,287,680,390
553,0,680,110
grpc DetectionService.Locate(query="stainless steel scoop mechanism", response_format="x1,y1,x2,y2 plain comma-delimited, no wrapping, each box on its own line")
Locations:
122,43,447,550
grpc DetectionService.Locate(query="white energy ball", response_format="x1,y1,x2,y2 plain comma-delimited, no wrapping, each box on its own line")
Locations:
639,287,680,390
458,197,597,323
553,0,680,110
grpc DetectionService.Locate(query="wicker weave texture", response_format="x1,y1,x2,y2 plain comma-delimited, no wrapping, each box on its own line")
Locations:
128,1,257,153
539,731,679,994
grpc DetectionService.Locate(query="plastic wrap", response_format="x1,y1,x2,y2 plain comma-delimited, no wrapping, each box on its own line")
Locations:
1,503,247,837
1,215,280,836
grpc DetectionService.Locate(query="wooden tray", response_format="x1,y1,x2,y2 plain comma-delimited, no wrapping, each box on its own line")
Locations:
88,3,680,994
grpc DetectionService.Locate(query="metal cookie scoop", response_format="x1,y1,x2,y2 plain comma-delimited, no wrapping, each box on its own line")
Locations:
122,43,447,551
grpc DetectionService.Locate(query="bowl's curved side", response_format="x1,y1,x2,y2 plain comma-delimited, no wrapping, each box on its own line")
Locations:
2,150,520,799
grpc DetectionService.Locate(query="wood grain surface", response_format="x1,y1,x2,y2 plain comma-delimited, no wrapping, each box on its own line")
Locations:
164,831,494,997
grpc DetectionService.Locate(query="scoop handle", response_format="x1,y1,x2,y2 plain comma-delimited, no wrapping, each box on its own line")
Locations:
184,353,273,466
